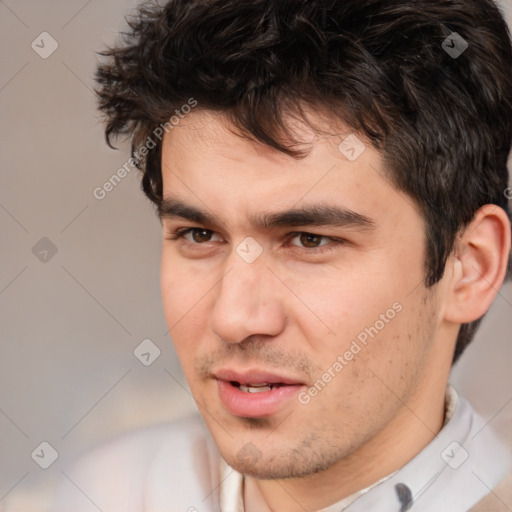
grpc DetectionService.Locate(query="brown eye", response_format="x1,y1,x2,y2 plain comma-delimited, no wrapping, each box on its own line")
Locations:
191,229,214,243
174,228,222,245
298,233,326,248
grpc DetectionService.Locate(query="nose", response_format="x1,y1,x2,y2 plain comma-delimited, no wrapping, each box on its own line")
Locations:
209,252,287,344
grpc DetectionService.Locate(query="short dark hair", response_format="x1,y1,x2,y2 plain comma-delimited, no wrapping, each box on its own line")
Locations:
95,0,512,363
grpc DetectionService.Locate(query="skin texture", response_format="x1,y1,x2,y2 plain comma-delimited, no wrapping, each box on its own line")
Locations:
159,110,510,511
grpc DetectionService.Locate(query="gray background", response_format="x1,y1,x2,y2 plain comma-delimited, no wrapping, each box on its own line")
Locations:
0,0,511,509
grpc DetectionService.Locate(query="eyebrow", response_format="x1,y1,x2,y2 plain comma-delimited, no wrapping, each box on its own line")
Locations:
158,198,376,231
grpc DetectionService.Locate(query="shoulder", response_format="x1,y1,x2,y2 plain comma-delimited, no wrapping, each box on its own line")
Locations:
52,414,221,511
467,431,512,512
65,413,208,477
468,471,512,512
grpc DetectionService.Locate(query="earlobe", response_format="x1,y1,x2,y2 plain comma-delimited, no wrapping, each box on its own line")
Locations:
444,205,511,324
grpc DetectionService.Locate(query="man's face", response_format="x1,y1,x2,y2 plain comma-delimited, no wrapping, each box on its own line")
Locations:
159,110,449,479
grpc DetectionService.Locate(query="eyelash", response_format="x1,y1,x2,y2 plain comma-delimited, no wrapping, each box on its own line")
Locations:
167,228,345,254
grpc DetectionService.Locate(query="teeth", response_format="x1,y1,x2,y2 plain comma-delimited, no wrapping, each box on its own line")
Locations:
239,384,273,393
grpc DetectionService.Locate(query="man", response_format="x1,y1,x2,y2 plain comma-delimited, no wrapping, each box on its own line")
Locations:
54,0,512,510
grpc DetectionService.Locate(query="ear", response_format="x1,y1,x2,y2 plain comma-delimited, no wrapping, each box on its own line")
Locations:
444,205,511,324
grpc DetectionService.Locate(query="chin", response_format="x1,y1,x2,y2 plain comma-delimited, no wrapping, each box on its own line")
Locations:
222,443,339,480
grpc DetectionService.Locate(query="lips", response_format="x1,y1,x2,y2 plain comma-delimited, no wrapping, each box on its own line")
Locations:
214,368,305,418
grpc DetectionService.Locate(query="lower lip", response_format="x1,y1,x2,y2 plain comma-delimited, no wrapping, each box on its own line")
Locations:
217,380,304,418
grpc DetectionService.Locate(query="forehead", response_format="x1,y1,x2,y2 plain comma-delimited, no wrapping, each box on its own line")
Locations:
159,109,417,228
164,110,367,176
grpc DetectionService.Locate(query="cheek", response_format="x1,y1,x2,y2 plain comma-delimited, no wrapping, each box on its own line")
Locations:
324,297,434,409
160,256,217,369
286,270,419,406
284,264,404,346
160,251,213,325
